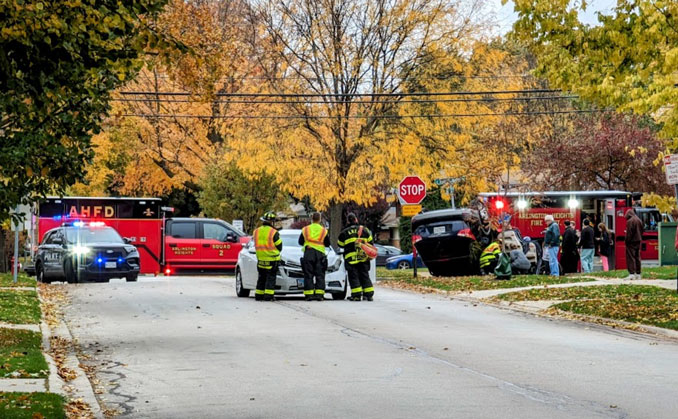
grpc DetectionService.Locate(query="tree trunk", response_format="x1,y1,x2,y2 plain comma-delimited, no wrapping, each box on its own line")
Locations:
329,201,343,250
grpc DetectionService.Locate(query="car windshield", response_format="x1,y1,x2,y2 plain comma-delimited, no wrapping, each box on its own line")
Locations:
65,227,123,244
281,234,301,248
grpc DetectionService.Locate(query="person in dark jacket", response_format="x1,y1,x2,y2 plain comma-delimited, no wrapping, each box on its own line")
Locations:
579,219,595,273
561,220,579,274
624,209,644,279
596,223,611,271
543,215,561,276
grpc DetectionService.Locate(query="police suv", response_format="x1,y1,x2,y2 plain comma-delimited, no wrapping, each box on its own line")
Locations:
35,221,141,283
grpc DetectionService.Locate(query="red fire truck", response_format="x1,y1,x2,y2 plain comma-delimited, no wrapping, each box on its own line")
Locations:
35,197,247,275
478,191,663,270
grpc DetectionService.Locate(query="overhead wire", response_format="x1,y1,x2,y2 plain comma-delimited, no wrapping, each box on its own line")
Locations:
116,88,561,98
121,109,607,119
111,95,578,105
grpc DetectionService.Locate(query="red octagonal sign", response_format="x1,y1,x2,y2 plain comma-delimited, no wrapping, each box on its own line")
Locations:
398,176,427,204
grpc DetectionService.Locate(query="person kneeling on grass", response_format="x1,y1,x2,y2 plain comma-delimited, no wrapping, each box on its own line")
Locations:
509,244,531,275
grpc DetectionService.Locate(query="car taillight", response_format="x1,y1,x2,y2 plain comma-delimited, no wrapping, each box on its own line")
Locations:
412,234,422,244
457,228,476,240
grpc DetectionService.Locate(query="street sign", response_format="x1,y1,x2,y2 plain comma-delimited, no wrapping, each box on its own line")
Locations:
232,220,244,231
665,154,678,185
398,176,427,205
402,204,422,217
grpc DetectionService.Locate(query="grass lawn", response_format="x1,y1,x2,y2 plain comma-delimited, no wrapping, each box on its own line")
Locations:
0,290,41,324
0,328,48,378
0,392,65,419
575,266,678,280
0,273,36,288
378,268,594,293
493,284,678,330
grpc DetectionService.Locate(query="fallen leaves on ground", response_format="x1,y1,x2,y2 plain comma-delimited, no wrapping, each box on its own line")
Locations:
491,285,678,331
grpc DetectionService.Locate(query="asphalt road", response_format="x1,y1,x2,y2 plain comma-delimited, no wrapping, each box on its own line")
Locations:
62,276,678,419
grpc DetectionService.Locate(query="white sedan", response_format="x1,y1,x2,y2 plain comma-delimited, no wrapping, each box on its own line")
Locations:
235,229,375,300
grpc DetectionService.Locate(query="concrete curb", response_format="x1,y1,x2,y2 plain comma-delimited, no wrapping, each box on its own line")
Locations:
0,323,40,332
37,287,104,419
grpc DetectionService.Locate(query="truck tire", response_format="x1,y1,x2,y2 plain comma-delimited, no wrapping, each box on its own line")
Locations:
235,269,250,298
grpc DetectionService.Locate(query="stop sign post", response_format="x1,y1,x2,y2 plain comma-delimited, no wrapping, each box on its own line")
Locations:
398,176,426,205
398,176,426,279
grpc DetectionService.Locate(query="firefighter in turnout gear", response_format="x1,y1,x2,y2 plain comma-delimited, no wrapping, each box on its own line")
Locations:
298,212,331,301
253,211,283,301
338,213,374,301
479,240,501,275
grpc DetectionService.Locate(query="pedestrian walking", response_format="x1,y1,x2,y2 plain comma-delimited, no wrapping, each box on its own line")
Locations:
543,215,561,276
579,219,595,273
596,223,611,271
338,213,375,301
252,211,282,301
624,209,644,279
298,212,330,301
561,220,579,274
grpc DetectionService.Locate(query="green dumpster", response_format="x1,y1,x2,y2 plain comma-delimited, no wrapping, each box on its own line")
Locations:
659,222,678,266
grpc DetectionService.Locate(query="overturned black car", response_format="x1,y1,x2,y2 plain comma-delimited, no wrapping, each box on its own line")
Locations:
412,209,489,277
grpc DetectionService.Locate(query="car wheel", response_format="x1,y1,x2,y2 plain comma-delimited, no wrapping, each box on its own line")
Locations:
36,262,50,284
332,281,347,300
126,274,138,282
235,269,250,297
64,259,78,284
397,260,411,270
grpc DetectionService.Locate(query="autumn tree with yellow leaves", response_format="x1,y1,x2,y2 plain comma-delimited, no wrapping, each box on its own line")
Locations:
227,0,536,244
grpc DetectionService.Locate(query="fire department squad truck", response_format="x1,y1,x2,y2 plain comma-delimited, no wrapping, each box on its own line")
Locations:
34,197,248,276
478,191,663,270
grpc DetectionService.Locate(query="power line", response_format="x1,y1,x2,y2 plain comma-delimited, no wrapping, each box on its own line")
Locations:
116,88,561,98
112,95,578,105
121,109,605,120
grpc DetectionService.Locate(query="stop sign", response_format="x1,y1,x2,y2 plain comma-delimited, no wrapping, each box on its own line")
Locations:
398,176,426,204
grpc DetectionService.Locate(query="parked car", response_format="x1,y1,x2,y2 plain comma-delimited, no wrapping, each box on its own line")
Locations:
411,208,480,277
35,221,140,283
236,229,378,300
385,253,425,270
375,244,402,266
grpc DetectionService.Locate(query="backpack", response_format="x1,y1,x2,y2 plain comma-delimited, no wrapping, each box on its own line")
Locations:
356,226,378,260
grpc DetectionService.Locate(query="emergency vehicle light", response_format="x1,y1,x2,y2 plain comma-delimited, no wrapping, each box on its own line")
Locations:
73,221,85,227
89,221,106,227
165,267,172,275
567,199,580,209
516,199,528,210
494,200,505,210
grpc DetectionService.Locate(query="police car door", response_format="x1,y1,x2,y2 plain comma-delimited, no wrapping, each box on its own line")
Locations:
45,230,66,275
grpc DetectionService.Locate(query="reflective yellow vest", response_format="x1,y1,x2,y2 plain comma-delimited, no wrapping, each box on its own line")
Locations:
479,242,501,268
253,225,281,263
302,223,327,254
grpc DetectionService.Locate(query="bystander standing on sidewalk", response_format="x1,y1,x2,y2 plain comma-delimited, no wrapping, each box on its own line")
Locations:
624,209,644,280
561,220,579,274
544,215,561,277
579,219,595,273
596,223,611,271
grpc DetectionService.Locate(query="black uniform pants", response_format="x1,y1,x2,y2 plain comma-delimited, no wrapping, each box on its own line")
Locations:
256,261,278,300
302,249,327,296
346,261,373,298
625,242,641,274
